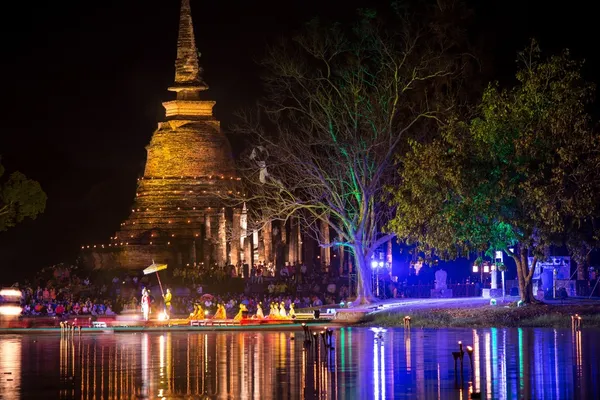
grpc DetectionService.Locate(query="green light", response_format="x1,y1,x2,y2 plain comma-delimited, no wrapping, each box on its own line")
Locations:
518,328,524,392
341,327,345,370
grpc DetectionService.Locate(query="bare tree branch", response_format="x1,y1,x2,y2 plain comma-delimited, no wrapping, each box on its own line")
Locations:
230,4,469,303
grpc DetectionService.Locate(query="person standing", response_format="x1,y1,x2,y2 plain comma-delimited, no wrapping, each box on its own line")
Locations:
141,288,150,321
243,260,249,279
163,288,173,319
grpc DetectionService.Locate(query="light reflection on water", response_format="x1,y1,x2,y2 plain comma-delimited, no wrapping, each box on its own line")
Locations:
0,327,598,399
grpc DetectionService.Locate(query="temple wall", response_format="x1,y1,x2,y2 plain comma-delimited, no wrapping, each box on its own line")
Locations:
144,121,235,178
115,177,237,242
82,245,176,270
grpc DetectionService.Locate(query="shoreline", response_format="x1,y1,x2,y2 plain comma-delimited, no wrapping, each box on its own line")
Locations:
0,317,345,335
363,302,600,329
4,297,600,333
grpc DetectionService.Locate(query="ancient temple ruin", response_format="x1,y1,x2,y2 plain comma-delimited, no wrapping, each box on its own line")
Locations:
82,0,243,270
81,0,347,273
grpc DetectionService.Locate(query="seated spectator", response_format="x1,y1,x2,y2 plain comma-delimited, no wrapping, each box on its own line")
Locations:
312,296,323,307
55,303,65,316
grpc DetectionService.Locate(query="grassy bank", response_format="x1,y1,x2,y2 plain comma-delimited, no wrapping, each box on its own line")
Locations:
364,303,600,329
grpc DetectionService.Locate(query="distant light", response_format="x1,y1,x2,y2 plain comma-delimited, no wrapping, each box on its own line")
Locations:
0,289,21,298
472,265,479,273
0,305,22,316
371,261,378,268
378,261,384,267
483,265,490,273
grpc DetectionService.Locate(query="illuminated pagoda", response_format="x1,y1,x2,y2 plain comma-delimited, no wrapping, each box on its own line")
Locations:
82,0,244,270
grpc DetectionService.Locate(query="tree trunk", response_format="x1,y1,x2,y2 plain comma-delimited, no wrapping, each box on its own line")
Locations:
351,244,374,305
577,262,585,281
514,252,538,303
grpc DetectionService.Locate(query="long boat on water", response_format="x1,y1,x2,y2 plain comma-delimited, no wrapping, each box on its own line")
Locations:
0,309,363,333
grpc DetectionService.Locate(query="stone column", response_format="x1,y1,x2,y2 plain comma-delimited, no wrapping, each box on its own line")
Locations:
244,233,253,266
288,218,297,264
205,214,212,239
217,211,227,266
320,219,330,268
281,220,287,244
190,240,197,266
263,221,273,264
203,214,212,266
297,219,303,263
257,228,265,263
231,208,241,268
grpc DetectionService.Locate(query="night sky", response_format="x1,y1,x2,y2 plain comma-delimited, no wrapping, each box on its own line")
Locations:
0,0,597,284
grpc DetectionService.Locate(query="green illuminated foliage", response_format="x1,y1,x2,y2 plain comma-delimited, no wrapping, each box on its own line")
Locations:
0,161,47,232
389,40,600,302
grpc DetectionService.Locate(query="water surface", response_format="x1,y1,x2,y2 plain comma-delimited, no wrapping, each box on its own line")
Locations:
0,327,598,399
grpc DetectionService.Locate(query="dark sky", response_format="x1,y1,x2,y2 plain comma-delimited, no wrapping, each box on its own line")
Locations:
0,0,597,284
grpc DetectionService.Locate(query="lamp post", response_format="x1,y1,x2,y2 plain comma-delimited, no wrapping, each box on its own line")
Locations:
472,263,479,284
553,267,558,299
502,268,506,301
483,263,490,289
371,260,382,297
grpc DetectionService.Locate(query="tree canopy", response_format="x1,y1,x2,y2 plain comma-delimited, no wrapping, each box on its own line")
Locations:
0,161,47,232
388,41,600,302
233,2,471,303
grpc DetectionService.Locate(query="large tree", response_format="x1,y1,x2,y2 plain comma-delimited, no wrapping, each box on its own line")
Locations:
0,161,47,232
388,41,600,303
233,2,470,303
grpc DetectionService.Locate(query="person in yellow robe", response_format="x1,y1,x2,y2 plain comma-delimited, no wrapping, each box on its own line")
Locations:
269,303,279,319
163,288,173,320
234,304,248,321
279,302,287,319
288,303,296,319
188,303,204,320
213,304,226,320
256,303,265,319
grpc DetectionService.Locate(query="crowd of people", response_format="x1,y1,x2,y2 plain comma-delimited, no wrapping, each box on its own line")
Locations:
17,284,116,317
8,260,348,320
11,265,159,318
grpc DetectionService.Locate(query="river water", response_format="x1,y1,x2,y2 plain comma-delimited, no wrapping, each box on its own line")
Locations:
0,327,598,399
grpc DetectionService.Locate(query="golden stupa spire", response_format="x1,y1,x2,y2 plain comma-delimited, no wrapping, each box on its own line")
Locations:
169,0,207,99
